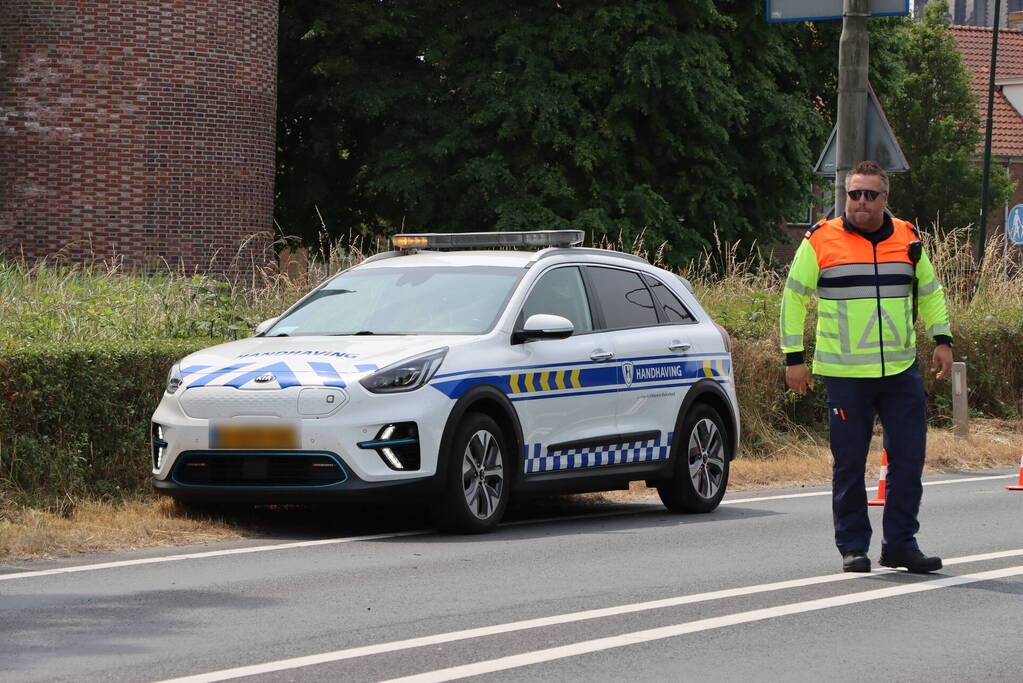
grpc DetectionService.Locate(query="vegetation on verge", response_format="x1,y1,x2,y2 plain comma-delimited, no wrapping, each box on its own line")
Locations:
1,231,1020,520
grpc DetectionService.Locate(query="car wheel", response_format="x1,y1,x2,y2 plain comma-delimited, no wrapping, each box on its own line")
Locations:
435,413,510,533
656,403,729,513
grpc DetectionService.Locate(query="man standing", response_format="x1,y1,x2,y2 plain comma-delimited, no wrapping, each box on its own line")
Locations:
780,160,953,573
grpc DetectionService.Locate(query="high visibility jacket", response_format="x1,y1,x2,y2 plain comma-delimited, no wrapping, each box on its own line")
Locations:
780,216,951,378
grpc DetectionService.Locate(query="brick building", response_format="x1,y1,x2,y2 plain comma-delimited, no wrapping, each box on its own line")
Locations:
0,1,278,277
950,24,1023,243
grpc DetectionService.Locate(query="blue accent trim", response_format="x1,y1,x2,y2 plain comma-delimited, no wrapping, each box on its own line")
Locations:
432,352,732,380
181,365,212,377
510,386,620,401
187,362,254,387
171,451,349,488
355,363,379,372
223,361,301,389
357,439,418,449
509,377,729,402
308,361,347,388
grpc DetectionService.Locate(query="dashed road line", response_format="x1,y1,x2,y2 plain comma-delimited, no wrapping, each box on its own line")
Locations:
153,548,1023,683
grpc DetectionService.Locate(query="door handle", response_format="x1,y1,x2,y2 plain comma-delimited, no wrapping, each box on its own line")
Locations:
669,341,692,352
590,349,615,361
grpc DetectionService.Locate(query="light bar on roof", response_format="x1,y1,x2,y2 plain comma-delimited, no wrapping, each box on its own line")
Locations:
391,230,584,251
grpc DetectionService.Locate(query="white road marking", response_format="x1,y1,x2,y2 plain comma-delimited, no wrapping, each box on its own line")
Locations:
153,548,1023,683
0,532,423,582
0,473,1013,582
382,564,1023,683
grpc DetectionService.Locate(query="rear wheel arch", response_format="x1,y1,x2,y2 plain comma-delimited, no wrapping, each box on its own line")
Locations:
673,379,737,462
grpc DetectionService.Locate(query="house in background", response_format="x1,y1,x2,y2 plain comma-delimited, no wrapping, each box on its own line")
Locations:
773,17,1023,264
950,23,1023,244
916,0,1023,26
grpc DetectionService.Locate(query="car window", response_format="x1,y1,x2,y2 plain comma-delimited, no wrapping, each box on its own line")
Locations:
520,266,593,333
586,266,659,329
644,274,696,323
267,266,522,335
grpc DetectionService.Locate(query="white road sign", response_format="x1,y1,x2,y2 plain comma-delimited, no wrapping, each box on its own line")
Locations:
814,84,909,174
767,1,909,22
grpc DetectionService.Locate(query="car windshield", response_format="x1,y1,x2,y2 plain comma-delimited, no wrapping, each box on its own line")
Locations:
266,265,524,336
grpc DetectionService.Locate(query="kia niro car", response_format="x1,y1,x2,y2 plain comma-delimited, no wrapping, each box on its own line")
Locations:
151,230,739,532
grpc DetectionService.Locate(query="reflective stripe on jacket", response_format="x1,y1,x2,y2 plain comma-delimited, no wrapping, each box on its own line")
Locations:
780,216,951,378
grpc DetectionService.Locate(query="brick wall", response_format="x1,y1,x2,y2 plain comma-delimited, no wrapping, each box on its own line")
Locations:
0,0,278,277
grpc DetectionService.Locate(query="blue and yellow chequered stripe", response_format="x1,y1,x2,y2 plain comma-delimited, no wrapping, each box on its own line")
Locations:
523,433,674,473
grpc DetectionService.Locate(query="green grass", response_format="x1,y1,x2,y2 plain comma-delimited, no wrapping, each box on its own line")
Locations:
1,230,1020,454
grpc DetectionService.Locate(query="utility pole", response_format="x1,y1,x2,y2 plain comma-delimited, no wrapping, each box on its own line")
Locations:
835,0,870,217
977,0,1002,270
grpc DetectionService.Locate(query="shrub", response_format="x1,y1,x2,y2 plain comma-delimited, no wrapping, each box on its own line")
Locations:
0,339,209,510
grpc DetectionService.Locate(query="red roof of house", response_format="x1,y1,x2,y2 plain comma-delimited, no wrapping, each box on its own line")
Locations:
950,25,1023,156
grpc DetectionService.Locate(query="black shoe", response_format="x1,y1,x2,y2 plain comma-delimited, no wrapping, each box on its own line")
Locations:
879,548,942,573
842,551,871,573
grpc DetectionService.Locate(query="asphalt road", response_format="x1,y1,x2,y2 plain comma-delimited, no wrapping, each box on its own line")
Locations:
3,469,1023,682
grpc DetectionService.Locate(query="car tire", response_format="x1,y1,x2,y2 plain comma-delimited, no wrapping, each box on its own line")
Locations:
656,403,729,513
435,413,510,534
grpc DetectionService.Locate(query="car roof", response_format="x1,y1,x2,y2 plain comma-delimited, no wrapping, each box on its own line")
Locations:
356,247,650,271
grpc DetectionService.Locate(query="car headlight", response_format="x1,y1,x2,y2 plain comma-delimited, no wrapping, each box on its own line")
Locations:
166,363,183,394
359,348,448,394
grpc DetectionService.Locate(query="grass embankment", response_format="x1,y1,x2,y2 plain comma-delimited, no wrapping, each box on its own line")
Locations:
1,232,1021,561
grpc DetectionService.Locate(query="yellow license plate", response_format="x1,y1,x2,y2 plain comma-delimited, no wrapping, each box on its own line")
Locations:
211,423,299,449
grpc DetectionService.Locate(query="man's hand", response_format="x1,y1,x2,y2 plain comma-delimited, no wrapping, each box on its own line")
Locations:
931,343,953,380
785,363,814,395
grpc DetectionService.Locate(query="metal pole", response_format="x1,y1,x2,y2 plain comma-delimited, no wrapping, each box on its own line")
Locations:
835,0,870,218
978,0,1002,270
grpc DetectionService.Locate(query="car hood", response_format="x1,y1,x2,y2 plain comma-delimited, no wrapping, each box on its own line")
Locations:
177,335,458,390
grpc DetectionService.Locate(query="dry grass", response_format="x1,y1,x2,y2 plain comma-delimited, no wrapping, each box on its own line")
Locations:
0,498,241,562
2,420,1019,563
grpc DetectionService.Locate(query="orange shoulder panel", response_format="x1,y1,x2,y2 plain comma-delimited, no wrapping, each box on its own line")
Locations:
876,218,915,264
806,218,874,269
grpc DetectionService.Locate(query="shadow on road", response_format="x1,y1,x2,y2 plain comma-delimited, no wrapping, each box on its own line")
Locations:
175,494,781,544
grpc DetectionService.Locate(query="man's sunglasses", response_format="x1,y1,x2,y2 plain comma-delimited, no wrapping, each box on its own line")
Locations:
847,189,884,201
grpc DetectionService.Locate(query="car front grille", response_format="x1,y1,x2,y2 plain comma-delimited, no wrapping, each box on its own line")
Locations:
172,451,349,487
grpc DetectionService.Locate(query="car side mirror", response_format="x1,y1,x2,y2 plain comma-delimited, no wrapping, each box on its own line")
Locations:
254,317,278,336
512,314,574,344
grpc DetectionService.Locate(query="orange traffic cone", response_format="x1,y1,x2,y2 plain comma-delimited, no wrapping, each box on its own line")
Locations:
868,449,888,506
1006,452,1023,491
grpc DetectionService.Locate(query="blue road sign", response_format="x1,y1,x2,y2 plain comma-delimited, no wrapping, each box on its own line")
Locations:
1008,204,1023,246
766,1,909,22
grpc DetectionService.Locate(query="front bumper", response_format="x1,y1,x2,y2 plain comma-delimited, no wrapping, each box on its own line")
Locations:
152,461,443,503
150,381,453,501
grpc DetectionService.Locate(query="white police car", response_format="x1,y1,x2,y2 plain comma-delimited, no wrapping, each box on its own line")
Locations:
151,231,739,532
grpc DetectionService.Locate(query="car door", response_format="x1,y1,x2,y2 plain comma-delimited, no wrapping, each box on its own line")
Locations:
584,266,697,463
507,265,620,474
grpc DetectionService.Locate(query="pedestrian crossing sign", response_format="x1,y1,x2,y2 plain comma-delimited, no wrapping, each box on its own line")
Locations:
1009,204,1023,246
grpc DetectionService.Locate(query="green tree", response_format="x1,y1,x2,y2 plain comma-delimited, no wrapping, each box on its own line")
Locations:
275,2,901,265
884,0,1013,232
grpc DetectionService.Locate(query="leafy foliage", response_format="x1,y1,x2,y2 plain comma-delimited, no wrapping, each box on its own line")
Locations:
882,1,1014,232
275,2,906,265
0,340,209,509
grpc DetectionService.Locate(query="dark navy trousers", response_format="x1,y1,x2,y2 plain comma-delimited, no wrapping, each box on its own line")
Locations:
823,361,927,555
